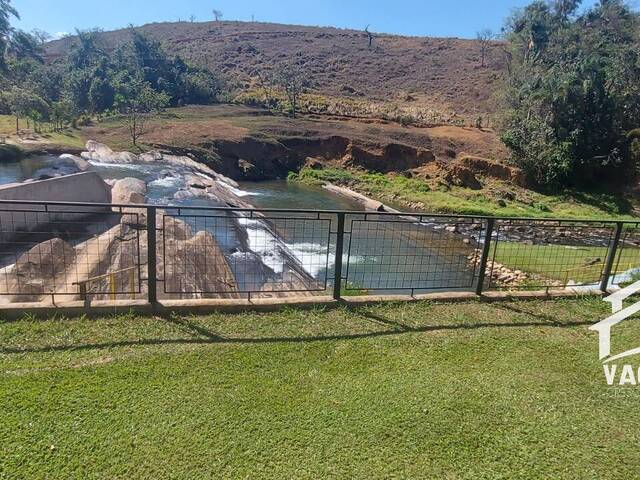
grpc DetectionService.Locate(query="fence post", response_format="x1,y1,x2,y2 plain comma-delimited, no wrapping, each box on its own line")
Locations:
475,218,495,296
333,212,346,300
600,222,624,293
146,206,158,304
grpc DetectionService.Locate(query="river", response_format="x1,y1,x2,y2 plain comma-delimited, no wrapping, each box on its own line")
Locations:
0,154,476,294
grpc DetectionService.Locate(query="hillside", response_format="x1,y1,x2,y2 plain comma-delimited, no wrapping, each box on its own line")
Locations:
46,21,505,121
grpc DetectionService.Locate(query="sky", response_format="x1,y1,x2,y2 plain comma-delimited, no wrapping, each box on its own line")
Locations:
13,0,608,40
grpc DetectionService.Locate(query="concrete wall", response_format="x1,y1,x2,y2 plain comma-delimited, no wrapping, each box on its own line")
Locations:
0,172,112,243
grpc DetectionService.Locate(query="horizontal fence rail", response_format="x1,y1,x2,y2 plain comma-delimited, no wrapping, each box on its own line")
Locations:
0,199,639,305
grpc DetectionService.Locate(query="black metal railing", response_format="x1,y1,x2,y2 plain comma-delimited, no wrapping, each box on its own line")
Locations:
0,199,639,304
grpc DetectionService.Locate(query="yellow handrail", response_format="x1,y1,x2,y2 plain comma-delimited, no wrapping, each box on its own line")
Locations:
74,266,138,303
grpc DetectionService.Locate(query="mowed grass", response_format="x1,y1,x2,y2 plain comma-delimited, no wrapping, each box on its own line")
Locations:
2,298,640,479
493,242,640,285
0,115,86,150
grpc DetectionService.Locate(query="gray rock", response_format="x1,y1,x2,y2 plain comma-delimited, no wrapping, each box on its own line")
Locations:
111,178,147,204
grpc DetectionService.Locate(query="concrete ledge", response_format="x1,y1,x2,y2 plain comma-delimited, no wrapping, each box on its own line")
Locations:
0,288,607,320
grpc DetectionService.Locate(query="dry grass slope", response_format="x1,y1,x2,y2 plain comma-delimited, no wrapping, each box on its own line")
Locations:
46,21,505,120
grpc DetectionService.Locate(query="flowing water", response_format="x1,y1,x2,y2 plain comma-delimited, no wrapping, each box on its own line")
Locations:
0,155,476,293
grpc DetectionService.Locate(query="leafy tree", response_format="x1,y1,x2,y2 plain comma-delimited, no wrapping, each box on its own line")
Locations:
6,30,42,61
114,80,169,146
3,87,49,133
68,29,104,69
88,77,115,113
49,99,74,131
499,0,640,188
213,9,223,21
0,5,221,131
0,0,18,70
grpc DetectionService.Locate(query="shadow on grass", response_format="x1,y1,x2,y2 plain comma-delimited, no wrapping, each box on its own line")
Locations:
564,190,632,216
0,309,596,355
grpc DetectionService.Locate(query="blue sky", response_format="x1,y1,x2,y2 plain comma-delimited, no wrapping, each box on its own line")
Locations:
13,0,605,39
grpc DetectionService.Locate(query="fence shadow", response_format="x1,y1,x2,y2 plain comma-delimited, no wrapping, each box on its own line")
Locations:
1,310,596,356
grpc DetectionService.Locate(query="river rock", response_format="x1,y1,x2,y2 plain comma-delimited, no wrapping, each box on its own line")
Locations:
33,154,85,179
111,178,147,204
82,141,139,163
4,238,77,301
59,154,90,171
160,229,239,298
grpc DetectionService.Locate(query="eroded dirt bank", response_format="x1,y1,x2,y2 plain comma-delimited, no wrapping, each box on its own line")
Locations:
84,105,518,186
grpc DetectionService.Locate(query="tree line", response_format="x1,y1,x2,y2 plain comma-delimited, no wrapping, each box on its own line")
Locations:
499,0,640,189
0,1,221,144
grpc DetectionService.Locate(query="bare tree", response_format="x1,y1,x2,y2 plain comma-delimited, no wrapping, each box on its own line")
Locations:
189,14,196,22
31,28,51,45
213,9,223,21
476,29,494,67
364,24,374,49
275,63,309,118
255,69,276,107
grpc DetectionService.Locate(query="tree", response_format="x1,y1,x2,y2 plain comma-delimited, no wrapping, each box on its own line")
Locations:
49,99,74,131
31,28,51,45
275,63,308,118
364,25,374,49
6,30,43,61
0,0,19,70
115,80,169,146
476,29,494,67
3,87,49,133
499,0,640,188
88,77,115,113
254,68,277,107
189,14,196,23
68,29,104,69
213,9,223,21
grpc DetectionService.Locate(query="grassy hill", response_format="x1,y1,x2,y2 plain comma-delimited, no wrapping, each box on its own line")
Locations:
46,21,505,122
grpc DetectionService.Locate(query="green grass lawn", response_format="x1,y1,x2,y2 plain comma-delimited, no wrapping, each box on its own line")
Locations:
0,115,86,150
493,242,640,285
2,298,640,479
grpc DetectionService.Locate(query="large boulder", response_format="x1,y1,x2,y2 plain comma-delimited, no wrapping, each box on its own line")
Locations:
8,238,76,301
32,155,87,179
59,153,90,171
159,229,239,298
111,177,147,204
82,141,139,163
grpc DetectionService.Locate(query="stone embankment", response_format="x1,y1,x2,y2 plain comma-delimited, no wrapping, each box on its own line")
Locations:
466,250,529,288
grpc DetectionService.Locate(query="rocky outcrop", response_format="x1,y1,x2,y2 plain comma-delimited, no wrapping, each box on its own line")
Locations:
1,238,76,302
59,154,90,171
81,141,231,182
158,227,239,298
111,177,147,204
82,140,139,163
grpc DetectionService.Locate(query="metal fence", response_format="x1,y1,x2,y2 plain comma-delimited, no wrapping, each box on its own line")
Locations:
0,199,639,304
